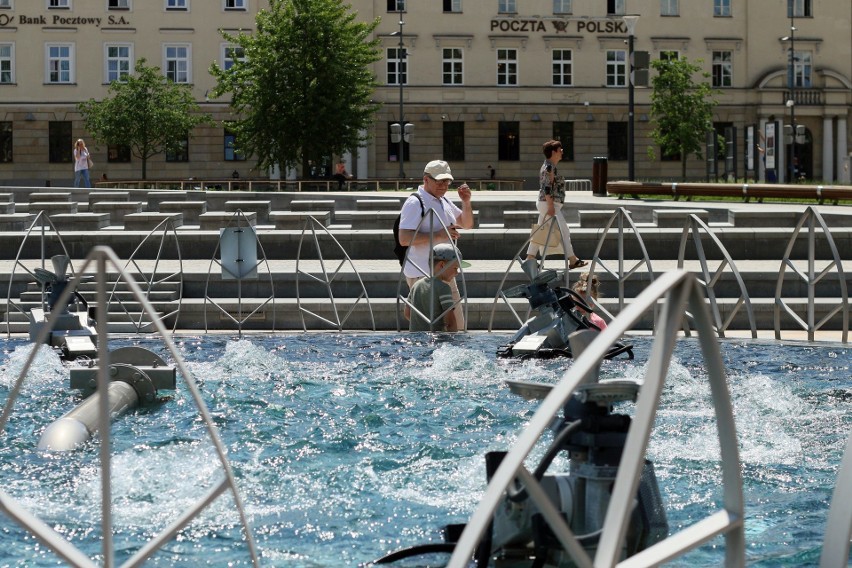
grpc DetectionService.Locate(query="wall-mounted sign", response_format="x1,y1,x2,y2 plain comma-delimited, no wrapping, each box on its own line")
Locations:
0,13,130,28
490,18,628,34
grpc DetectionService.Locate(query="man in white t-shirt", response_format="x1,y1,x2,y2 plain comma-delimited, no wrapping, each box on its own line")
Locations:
398,160,473,329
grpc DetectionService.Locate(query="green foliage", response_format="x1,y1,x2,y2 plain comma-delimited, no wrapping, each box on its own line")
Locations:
210,0,381,176
78,58,212,179
647,57,718,180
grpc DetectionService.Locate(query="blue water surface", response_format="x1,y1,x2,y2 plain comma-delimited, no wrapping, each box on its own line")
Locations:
0,333,849,567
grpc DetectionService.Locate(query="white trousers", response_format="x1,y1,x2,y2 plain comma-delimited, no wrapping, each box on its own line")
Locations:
526,200,575,258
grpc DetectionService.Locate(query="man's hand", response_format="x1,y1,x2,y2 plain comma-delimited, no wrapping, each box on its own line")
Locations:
457,183,472,202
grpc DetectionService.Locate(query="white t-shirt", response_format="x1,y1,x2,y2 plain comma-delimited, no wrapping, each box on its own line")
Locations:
398,186,463,278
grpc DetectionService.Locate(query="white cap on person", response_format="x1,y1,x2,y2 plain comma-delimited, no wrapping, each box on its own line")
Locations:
424,160,454,181
433,243,471,268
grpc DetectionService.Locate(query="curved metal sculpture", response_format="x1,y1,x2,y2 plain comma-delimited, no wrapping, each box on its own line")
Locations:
774,207,848,342
587,207,656,328
203,210,276,336
107,217,184,333
677,213,757,338
0,246,260,567
395,209,468,331
488,215,571,331
448,271,746,568
296,215,376,331
4,212,77,338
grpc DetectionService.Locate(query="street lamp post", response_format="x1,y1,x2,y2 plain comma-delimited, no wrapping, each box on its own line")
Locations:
391,18,406,179
782,14,797,183
623,15,639,182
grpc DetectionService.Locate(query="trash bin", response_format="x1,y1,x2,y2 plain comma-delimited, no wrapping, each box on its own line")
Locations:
592,156,608,196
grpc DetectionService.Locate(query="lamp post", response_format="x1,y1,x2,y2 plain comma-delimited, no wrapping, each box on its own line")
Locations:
623,15,639,182
783,14,797,183
390,18,406,179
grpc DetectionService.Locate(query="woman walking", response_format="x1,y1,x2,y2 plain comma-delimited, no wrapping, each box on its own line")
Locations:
73,139,92,188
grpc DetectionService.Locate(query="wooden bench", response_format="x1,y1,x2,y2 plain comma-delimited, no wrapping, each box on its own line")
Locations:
91,201,144,225
49,213,110,231
122,212,184,231
158,200,207,224
653,208,709,228
269,211,331,230
225,200,272,224
607,180,852,205
199,211,257,230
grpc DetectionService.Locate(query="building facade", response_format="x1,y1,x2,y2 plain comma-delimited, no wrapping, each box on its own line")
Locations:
0,1,850,186
358,0,852,186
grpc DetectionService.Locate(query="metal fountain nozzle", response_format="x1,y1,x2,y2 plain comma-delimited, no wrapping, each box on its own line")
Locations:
51,255,70,279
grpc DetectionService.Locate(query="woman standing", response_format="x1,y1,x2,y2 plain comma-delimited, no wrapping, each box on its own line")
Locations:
525,139,586,269
73,139,92,188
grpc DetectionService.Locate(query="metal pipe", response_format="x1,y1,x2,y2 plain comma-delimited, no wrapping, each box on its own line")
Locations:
37,381,139,452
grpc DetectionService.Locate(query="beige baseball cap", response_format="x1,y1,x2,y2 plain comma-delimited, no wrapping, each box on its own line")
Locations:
423,160,454,181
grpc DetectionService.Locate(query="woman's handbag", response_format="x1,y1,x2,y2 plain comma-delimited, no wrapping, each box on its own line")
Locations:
86,156,93,169
529,220,564,255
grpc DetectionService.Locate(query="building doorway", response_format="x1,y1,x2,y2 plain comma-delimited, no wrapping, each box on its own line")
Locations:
786,127,812,182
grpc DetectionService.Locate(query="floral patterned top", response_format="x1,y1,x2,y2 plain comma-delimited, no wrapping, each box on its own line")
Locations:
537,159,566,203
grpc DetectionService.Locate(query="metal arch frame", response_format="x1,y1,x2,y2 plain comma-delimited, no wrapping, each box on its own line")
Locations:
203,210,276,337
0,246,260,568
107,217,184,334
587,207,656,328
4,212,78,337
677,214,757,338
395,209,469,332
487,215,571,331
449,271,746,568
774,207,849,342
295,215,376,331
820,425,852,566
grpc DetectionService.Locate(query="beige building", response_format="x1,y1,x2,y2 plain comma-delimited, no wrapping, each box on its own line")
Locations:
0,0,850,186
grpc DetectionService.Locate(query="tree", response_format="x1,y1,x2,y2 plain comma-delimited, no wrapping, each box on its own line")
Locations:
78,58,212,179
647,57,718,180
210,0,381,177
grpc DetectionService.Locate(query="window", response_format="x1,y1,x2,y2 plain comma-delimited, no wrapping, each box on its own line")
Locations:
224,129,245,161
108,144,131,162
553,0,571,14
442,48,463,85
553,122,574,161
606,50,626,87
712,50,732,87
0,0,13,8
714,0,731,17
222,44,245,70
105,44,132,83
164,44,190,83
660,50,679,61
108,0,130,8
788,0,811,18
0,44,13,84
607,0,625,15
443,0,461,12
791,50,812,87
48,121,72,163
498,0,516,14
552,49,572,86
0,122,11,163
497,48,517,86
443,122,465,161
498,121,520,161
661,0,678,15
48,0,70,8
224,0,245,10
166,0,187,10
46,43,74,84
607,122,628,161
386,47,407,85
166,138,188,162
387,0,404,12
387,121,409,163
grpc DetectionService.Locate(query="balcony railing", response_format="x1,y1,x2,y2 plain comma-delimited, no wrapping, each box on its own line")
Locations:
783,89,823,106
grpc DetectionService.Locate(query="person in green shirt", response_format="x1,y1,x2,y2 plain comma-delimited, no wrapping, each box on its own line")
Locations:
404,243,470,332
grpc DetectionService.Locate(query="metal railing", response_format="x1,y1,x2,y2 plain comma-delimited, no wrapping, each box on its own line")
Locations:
449,271,745,568
774,207,848,342
677,214,757,338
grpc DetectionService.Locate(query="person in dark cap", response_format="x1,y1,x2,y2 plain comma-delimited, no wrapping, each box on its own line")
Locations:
404,243,470,332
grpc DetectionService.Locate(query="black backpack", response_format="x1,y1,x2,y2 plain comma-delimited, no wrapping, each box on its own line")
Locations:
393,192,452,266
